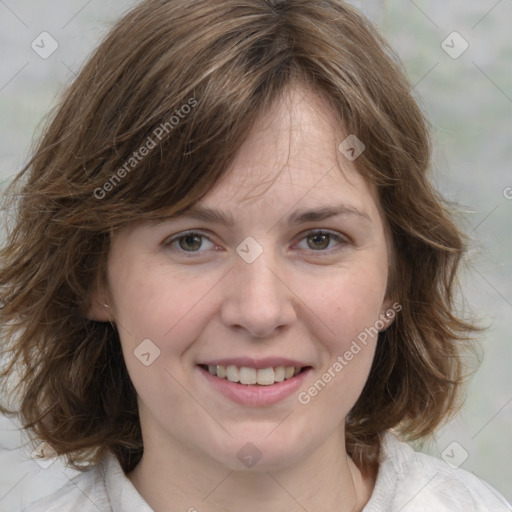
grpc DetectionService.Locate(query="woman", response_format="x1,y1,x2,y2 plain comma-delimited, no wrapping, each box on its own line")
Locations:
1,0,510,510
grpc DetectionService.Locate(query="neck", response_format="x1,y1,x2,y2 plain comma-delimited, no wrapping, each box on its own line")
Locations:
127,426,376,512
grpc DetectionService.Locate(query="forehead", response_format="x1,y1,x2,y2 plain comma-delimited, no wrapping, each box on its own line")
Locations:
200,84,381,217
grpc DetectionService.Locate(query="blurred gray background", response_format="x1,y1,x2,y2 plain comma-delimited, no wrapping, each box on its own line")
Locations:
0,0,511,509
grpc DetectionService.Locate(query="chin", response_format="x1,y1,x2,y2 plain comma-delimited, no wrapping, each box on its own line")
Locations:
204,429,312,472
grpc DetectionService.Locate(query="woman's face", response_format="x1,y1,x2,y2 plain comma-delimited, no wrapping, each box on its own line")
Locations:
92,86,394,471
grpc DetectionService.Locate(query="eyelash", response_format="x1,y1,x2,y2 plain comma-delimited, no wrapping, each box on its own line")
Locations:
163,229,350,258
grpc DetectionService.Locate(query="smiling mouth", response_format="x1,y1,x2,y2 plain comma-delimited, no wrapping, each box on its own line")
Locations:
198,364,310,386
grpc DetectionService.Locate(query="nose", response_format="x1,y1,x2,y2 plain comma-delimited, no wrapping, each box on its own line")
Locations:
220,249,297,338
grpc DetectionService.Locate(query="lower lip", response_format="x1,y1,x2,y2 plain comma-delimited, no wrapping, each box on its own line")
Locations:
197,365,312,406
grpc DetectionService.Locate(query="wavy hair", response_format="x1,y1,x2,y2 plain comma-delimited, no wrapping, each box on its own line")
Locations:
0,0,479,473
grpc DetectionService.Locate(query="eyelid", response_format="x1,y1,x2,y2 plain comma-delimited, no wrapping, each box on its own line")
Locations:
297,228,350,242
163,230,217,251
163,228,350,256
292,229,350,254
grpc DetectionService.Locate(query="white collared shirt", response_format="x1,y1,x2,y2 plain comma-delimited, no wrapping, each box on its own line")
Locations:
22,432,511,511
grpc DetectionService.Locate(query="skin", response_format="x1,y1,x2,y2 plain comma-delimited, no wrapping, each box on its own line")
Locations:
89,84,395,512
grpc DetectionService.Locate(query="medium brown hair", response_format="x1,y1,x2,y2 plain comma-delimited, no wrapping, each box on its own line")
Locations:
0,0,479,473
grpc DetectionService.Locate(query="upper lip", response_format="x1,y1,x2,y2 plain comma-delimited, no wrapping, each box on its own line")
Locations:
197,357,311,369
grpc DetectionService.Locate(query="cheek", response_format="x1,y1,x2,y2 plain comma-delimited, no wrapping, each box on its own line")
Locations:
108,260,220,359
306,259,388,344
297,264,386,411
107,263,216,417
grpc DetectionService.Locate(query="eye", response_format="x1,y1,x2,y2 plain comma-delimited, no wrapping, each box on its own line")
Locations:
294,230,349,253
164,231,216,254
163,229,349,257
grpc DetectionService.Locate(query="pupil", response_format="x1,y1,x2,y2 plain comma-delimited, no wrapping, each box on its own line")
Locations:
309,234,329,250
181,235,201,251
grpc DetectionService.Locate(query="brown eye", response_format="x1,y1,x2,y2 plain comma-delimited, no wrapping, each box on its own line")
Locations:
295,230,348,253
178,234,203,252
164,231,215,254
307,233,331,250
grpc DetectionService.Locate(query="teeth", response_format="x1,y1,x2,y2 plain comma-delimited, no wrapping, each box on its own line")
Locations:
256,367,275,386
274,366,285,382
239,367,257,385
285,366,295,379
226,365,239,383
205,364,303,385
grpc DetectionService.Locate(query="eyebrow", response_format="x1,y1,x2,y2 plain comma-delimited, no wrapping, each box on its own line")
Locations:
167,203,372,228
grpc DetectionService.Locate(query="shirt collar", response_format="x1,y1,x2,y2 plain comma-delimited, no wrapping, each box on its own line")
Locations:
102,453,155,512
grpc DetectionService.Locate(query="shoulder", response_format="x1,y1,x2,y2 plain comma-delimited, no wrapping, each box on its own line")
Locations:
22,455,112,512
22,469,109,512
22,451,153,512
364,431,512,512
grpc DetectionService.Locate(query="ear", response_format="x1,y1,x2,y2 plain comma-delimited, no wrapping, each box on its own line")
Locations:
84,281,114,322
378,299,401,332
